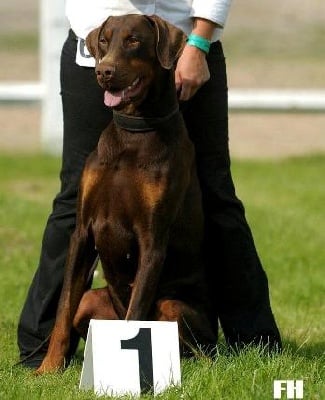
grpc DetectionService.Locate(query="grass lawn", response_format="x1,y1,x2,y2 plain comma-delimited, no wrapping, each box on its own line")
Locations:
0,153,324,399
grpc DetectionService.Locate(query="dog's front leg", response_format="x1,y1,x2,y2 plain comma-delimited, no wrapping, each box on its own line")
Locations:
126,234,167,321
36,229,97,374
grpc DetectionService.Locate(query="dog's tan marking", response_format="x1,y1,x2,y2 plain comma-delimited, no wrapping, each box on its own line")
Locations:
141,179,167,209
81,168,101,202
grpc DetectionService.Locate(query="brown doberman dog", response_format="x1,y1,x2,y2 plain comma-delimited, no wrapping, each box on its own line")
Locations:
36,14,216,374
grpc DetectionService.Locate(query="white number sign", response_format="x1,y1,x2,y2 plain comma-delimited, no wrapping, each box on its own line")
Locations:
79,320,181,397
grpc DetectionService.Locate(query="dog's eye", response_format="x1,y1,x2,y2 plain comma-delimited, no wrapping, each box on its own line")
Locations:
99,36,108,45
125,36,140,46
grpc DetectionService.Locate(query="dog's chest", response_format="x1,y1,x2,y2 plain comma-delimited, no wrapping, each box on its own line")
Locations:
104,166,168,214
82,160,169,281
81,152,170,225
80,128,191,254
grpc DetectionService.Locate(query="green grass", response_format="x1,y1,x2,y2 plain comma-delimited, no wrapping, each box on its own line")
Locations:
0,32,39,52
0,153,324,399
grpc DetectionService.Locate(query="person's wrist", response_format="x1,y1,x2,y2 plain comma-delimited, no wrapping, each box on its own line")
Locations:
186,33,211,54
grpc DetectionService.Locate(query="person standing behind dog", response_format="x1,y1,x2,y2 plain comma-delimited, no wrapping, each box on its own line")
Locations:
17,0,281,368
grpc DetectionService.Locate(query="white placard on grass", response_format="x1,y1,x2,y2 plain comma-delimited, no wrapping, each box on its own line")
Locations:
79,319,181,397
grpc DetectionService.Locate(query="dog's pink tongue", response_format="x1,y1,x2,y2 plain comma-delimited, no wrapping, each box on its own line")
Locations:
104,90,123,107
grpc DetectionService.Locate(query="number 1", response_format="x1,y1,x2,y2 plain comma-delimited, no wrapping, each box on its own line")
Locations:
121,328,154,393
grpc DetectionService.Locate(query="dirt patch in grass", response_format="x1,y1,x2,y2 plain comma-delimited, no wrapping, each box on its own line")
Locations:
229,112,325,159
0,105,40,152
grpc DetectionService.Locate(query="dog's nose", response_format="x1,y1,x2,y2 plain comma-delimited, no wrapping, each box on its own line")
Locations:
96,63,115,78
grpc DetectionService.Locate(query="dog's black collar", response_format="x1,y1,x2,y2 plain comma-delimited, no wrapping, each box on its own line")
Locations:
113,106,180,133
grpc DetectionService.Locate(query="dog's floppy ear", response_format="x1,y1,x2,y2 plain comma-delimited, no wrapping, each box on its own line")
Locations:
146,15,187,70
85,27,102,60
85,18,110,60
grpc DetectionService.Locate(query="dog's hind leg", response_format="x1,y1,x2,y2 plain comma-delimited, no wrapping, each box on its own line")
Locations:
73,287,119,339
154,299,217,357
36,228,97,374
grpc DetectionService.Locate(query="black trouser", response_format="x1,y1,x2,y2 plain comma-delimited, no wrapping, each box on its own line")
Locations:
17,30,281,367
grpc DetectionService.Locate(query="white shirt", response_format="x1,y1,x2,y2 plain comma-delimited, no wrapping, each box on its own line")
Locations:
66,0,232,42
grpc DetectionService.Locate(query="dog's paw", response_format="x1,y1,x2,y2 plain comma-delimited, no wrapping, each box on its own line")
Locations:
34,356,65,375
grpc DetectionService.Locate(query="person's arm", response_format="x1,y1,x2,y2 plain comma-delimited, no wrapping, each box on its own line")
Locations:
175,0,232,101
175,18,216,101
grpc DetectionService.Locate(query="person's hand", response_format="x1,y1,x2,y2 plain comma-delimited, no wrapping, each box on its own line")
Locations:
175,44,210,101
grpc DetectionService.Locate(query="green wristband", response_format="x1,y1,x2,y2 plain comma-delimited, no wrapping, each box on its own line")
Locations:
186,33,211,54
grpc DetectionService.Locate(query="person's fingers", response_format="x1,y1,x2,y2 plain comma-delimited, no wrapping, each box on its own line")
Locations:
178,80,197,101
175,45,210,101
175,70,182,93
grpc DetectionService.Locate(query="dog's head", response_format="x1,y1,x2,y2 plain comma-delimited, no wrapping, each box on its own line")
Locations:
86,14,186,109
